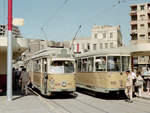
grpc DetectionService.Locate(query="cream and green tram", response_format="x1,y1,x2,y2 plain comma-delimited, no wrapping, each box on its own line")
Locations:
25,48,76,96
76,48,131,93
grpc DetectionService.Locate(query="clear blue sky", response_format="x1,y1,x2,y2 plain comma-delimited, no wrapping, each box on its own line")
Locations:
0,0,149,45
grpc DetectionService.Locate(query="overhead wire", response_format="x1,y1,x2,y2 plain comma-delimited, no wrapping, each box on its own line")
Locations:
40,0,68,40
81,0,141,45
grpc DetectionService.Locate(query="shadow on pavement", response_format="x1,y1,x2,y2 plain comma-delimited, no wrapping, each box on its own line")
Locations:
0,87,34,101
76,87,127,100
31,87,78,100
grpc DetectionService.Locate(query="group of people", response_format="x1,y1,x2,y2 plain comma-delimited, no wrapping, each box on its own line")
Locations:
13,68,30,95
125,70,150,103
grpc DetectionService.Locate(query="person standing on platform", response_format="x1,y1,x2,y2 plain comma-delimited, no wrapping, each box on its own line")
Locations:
125,70,133,103
131,70,137,96
19,68,29,95
135,72,144,97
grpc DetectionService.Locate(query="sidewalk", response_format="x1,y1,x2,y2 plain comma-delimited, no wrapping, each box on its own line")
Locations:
137,92,150,100
0,95,52,113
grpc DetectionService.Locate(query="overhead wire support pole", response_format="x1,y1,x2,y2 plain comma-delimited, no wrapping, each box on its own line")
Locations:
7,0,13,101
70,25,82,53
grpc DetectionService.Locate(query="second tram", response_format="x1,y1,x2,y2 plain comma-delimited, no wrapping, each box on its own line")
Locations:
76,48,131,93
25,48,76,96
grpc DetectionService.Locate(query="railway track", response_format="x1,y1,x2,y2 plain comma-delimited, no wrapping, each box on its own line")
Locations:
28,87,109,113
28,87,150,113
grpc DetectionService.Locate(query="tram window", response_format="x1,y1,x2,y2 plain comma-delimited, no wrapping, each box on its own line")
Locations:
122,56,130,71
50,60,74,74
107,56,120,71
95,56,106,71
77,59,82,72
88,57,94,72
82,59,87,72
33,60,41,72
42,58,47,72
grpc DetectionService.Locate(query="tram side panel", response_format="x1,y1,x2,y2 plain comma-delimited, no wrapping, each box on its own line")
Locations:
76,72,127,93
76,72,107,93
104,72,127,91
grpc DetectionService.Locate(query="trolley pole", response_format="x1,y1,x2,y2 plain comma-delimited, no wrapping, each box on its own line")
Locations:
7,0,13,101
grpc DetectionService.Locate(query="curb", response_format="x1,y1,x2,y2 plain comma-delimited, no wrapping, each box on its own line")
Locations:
137,96,150,100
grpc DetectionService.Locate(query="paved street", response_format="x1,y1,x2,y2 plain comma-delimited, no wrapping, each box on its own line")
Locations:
0,89,150,113
38,90,150,113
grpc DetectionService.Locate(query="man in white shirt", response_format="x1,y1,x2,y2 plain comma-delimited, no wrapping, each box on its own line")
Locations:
125,70,133,103
131,71,137,96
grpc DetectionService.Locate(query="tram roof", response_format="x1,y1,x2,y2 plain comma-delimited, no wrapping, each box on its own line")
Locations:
25,48,73,60
77,43,150,58
77,46,131,58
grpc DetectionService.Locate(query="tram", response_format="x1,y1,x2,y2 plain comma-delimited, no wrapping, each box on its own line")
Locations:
76,47,131,93
25,48,76,96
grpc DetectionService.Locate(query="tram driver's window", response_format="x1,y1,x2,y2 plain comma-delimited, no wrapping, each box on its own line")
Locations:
122,56,130,71
77,59,82,72
107,56,120,71
33,60,41,72
95,56,106,71
50,61,74,74
82,59,87,72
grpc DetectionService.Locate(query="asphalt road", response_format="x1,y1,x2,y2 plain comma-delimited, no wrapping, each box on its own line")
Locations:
34,89,150,113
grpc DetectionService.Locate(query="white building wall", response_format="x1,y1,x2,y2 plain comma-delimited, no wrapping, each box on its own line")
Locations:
69,25,123,53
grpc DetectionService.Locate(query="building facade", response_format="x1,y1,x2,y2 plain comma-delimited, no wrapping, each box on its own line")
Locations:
130,3,150,44
130,2,150,72
0,25,28,92
70,25,123,53
90,25,122,50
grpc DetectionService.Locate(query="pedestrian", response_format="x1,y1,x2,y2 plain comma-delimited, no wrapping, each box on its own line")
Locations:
131,70,137,96
19,68,29,95
135,72,144,97
143,68,150,93
125,70,133,103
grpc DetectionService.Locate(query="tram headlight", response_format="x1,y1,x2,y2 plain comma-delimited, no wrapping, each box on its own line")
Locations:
62,81,67,87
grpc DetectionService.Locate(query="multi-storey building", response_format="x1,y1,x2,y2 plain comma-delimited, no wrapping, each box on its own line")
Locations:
130,3,150,72
91,25,123,50
130,3,150,44
0,25,28,92
70,25,123,53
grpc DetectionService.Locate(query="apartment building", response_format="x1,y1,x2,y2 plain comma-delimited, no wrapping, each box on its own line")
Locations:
0,25,23,38
130,3,150,44
91,25,122,50
130,3,150,72
70,25,123,53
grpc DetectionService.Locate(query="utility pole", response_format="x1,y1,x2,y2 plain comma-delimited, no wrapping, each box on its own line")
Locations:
7,0,13,101
70,25,82,53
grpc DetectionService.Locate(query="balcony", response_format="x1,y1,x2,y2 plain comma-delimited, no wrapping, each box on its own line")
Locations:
148,4,150,10
148,33,150,39
131,5,137,11
131,30,137,34
130,21,137,25
130,12,137,16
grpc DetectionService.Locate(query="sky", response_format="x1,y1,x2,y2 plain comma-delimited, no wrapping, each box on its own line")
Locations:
0,0,149,45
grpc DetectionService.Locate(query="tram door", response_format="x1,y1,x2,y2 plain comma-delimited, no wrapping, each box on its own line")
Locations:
42,58,47,94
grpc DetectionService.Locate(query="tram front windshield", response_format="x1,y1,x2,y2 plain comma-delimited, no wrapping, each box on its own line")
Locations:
50,60,74,74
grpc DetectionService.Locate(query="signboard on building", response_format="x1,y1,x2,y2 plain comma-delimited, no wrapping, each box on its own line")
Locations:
138,56,149,64
13,18,24,26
